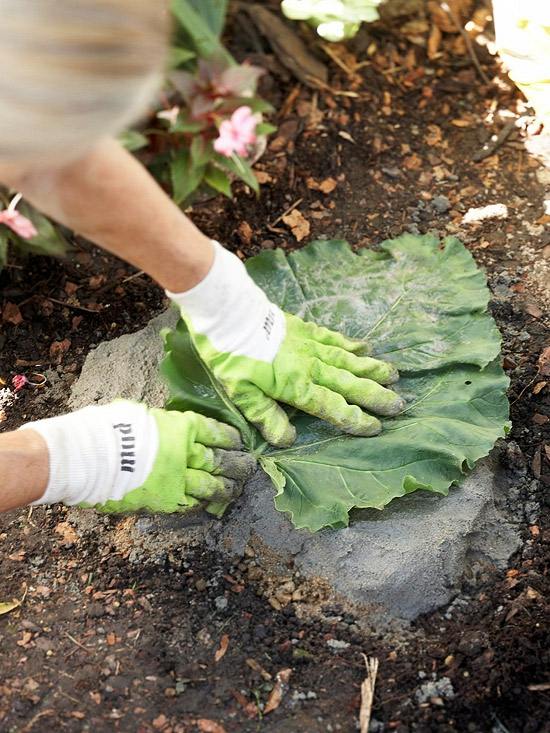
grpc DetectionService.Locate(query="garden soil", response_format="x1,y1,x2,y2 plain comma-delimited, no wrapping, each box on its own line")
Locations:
0,3,548,732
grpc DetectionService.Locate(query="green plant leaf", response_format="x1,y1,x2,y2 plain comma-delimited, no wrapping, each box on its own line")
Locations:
163,234,510,530
169,46,196,68
190,136,213,168
204,164,233,197
215,154,260,194
171,0,233,64
263,359,509,530
185,0,228,37
161,319,258,448
255,122,278,136
0,229,8,267
12,203,68,258
173,116,204,134
170,150,205,204
219,97,274,115
118,130,149,152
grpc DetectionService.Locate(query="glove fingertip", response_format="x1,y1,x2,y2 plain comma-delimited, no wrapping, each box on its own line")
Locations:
359,421,383,437
346,413,382,437
383,365,400,385
205,500,230,518
262,420,297,448
221,423,244,449
348,340,372,356
384,395,406,416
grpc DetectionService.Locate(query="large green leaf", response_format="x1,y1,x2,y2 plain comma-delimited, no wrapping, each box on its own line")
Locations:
11,202,68,258
171,0,233,64
214,154,260,194
161,319,258,448
118,130,149,152
170,150,205,204
186,0,228,37
162,234,510,531
204,164,232,197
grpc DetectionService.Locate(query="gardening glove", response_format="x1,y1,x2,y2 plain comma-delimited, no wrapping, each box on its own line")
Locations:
27,401,256,517
168,241,405,448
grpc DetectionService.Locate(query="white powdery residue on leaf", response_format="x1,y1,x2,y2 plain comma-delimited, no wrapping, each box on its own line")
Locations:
462,204,508,224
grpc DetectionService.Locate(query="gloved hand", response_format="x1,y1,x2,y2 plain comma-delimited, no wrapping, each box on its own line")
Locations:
168,242,405,448
28,401,256,516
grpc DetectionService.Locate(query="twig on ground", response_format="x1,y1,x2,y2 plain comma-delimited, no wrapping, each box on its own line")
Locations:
26,506,36,527
21,709,55,733
64,631,90,653
280,84,302,118
441,2,490,85
47,297,100,315
359,655,379,733
473,120,516,162
270,197,304,227
306,75,360,98
511,375,539,405
320,44,357,77
121,269,145,284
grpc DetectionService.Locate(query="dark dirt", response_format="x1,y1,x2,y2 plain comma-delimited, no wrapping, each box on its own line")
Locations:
1,3,549,732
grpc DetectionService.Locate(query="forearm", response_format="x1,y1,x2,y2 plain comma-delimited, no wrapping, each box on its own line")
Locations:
2,138,214,294
0,430,48,513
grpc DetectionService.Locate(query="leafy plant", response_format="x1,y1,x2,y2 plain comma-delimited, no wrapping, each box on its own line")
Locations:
148,0,275,204
162,233,510,531
0,192,67,271
281,0,383,41
164,59,274,203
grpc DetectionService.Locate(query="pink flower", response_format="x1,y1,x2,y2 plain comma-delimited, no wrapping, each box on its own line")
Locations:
12,374,28,392
0,194,37,239
214,106,259,158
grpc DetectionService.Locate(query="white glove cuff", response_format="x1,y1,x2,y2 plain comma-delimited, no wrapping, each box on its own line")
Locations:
167,241,285,363
25,402,158,507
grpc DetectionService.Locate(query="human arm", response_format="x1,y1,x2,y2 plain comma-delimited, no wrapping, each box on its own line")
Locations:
0,402,255,516
1,138,404,448
0,430,49,513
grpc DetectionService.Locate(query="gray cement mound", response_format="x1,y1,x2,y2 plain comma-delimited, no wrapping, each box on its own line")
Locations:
68,311,521,622
208,461,520,620
69,308,178,411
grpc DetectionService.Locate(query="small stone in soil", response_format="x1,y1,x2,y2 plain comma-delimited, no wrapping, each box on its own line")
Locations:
432,195,451,214
326,639,350,650
463,203,508,223
214,595,228,611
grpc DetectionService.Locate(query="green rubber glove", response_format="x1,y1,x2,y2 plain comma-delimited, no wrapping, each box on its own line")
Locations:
90,408,256,517
30,401,257,517
168,242,405,448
